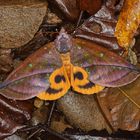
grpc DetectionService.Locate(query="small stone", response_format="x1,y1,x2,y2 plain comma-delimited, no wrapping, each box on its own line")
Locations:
58,91,107,131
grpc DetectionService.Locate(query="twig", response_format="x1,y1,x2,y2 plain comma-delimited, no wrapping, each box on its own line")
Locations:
47,101,56,127
118,87,140,109
76,11,84,27
44,127,70,140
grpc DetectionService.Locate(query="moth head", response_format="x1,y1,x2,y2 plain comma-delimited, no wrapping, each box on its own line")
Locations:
55,28,72,53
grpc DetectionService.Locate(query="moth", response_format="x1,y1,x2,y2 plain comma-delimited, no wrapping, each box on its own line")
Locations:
0,28,139,100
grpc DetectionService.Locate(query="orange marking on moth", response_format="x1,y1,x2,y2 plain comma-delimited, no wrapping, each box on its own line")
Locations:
71,66,104,94
60,52,72,79
37,66,70,100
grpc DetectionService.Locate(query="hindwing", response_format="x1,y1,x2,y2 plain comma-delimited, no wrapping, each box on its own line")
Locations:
37,66,70,100
71,66,104,94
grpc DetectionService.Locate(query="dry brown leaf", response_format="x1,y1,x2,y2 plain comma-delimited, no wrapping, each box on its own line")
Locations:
74,0,124,54
97,77,140,131
77,0,102,15
47,0,80,21
115,0,140,48
0,95,33,139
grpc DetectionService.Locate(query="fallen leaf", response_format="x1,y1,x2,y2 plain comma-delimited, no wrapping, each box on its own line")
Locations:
47,0,80,21
48,0,102,22
0,95,33,139
97,77,140,131
74,0,124,54
115,0,140,48
77,0,102,15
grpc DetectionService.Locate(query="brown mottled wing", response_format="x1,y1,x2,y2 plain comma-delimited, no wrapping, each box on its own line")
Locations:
71,38,140,87
0,43,62,100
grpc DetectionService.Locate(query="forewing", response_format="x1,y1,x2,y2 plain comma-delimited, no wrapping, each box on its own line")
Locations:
71,38,140,87
0,43,62,100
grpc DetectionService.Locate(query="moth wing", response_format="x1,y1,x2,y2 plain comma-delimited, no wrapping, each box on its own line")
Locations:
0,43,62,100
71,65,104,94
71,38,140,87
37,66,70,100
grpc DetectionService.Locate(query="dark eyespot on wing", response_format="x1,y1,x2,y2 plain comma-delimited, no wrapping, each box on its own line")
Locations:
46,87,62,94
74,72,84,80
55,75,66,83
55,75,61,83
79,82,95,89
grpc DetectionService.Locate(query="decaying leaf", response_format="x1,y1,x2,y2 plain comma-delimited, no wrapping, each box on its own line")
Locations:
47,0,80,21
74,0,124,54
77,0,102,15
115,0,140,48
0,95,33,139
97,77,140,131
48,0,102,22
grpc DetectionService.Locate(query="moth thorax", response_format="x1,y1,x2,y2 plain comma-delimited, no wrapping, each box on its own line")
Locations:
55,30,72,54
60,53,71,78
